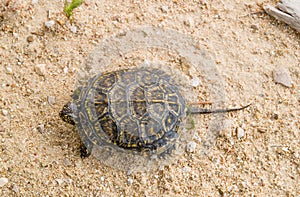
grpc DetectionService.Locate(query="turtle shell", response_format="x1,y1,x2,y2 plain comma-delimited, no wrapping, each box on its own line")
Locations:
71,67,188,171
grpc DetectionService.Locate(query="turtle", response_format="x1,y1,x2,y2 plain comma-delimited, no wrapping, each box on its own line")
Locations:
59,67,250,170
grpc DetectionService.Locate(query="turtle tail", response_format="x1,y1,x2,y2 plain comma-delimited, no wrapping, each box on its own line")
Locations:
188,103,251,114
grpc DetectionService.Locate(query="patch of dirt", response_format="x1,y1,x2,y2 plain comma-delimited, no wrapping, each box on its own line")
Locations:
0,0,299,196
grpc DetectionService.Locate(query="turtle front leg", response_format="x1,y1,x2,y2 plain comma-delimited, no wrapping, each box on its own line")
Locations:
59,102,77,125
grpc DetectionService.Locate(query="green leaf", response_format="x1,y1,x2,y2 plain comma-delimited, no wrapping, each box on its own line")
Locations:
64,0,83,18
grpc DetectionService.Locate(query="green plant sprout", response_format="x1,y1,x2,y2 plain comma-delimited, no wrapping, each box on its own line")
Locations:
64,0,83,18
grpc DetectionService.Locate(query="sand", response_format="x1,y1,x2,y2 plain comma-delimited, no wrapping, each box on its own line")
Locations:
0,0,299,196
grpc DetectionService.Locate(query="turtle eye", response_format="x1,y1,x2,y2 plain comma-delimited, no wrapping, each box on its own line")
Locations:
59,103,76,125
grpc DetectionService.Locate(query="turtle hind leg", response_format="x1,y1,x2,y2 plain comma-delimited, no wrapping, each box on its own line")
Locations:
79,136,94,158
80,144,92,158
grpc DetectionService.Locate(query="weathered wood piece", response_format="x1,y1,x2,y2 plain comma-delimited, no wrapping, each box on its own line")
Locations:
264,0,300,32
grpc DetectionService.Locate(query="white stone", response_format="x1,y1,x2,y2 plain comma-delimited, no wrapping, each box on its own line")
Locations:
12,185,19,192
186,141,197,153
161,6,168,13
63,67,68,74
55,179,64,186
182,166,191,174
282,147,289,152
37,124,45,133
2,109,8,116
6,66,12,74
70,25,77,33
35,64,46,76
47,96,55,105
65,179,73,184
190,77,201,87
127,178,133,185
237,127,245,139
273,68,292,87
0,177,8,187
45,20,55,28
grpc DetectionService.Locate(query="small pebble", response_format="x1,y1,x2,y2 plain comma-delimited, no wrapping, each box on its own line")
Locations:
182,166,191,174
0,177,8,187
127,178,133,185
184,17,195,28
272,113,279,120
12,185,19,192
192,132,202,142
45,20,55,28
35,64,46,76
257,127,267,133
6,66,13,74
65,179,73,184
250,24,259,31
37,124,45,133
55,179,64,186
236,127,245,139
282,147,289,152
69,25,77,33
63,67,68,74
32,0,38,4
273,68,292,87
186,141,197,153
190,77,201,87
219,119,232,137
2,109,8,116
27,35,34,43
63,158,72,166
47,96,56,105
161,6,168,13
100,177,105,182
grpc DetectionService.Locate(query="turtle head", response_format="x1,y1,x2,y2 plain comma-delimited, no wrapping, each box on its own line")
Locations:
59,102,77,125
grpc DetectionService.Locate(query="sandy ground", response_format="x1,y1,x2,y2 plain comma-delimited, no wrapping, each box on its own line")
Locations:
0,0,299,196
